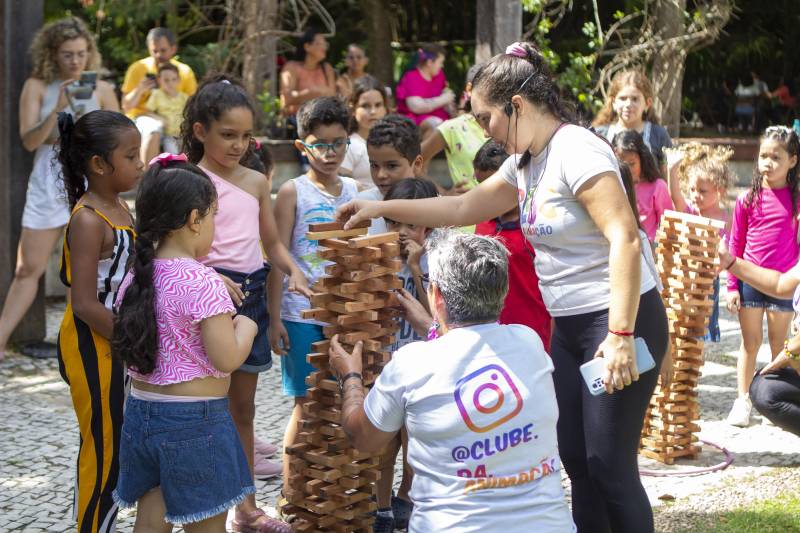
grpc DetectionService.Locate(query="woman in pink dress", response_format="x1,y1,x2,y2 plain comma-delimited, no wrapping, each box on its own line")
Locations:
395,44,455,140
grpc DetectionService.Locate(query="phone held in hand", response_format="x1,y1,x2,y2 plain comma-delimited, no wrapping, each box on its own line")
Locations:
580,337,656,396
67,71,97,100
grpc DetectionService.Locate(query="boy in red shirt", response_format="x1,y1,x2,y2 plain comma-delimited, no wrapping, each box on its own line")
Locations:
473,140,552,349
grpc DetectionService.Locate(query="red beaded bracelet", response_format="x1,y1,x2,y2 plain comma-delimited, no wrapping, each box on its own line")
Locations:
609,329,634,337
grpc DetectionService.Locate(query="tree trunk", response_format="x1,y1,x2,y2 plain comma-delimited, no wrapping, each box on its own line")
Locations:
0,0,45,343
476,0,522,64
359,0,394,86
650,0,687,137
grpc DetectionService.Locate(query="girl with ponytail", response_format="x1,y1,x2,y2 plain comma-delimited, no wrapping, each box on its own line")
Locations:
111,156,264,530
54,108,141,532
337,41,669,533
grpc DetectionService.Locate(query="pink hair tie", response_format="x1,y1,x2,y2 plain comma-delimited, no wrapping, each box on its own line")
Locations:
505,42,528,58
149,152,188,167
253,139,262,150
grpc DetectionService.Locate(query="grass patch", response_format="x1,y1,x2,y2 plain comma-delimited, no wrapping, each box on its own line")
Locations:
672,494,800,532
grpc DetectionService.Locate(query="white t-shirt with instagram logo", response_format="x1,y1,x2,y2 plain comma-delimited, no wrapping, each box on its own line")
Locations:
364,322,575,533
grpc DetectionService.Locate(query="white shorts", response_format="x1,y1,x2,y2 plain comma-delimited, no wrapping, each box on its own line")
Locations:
135,115,164,138
21,144,70,230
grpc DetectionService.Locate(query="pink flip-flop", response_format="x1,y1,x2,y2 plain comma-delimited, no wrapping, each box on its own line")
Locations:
231,508,291,533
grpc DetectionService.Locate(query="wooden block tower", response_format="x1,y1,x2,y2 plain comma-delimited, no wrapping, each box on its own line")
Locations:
280,221,403,531
639,210,724,465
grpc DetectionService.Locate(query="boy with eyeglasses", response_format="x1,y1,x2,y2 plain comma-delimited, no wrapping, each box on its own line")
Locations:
266,97,359,489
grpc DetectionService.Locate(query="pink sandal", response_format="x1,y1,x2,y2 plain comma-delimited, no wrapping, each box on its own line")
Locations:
231,508,291,533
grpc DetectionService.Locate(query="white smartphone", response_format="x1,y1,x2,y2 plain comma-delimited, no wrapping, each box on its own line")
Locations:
580,337,656,396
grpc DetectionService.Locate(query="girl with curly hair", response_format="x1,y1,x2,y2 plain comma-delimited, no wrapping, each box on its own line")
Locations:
0,17,118,362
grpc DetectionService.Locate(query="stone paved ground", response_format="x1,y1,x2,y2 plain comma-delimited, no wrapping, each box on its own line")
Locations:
1,289,799,532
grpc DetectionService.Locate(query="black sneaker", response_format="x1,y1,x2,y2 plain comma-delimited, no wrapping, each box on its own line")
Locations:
391,495,413,530
373,512,395,533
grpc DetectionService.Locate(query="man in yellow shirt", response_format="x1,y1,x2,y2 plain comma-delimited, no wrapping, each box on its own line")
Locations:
121,27,197,162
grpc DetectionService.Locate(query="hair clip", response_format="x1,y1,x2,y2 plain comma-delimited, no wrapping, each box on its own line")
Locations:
221,79,232,85
149,152,189,167
505,42,528,58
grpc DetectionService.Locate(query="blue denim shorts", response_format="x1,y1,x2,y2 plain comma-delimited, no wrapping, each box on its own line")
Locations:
281,320,324,397
112,397,256,525
739,280,794,312
214,264,271,373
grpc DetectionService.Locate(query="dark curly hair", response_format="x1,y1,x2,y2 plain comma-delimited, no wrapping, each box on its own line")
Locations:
366,114,421,162
57,110,137,208
748,126,800,214
111,161,217,375
471,42,575,169
180,73,256,163
473,139,509,173
296,96,350,139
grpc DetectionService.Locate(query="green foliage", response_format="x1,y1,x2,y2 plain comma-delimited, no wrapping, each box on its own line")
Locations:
522,1,602,113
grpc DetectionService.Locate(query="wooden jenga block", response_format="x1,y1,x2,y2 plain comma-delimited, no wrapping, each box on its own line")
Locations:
640,211,720,465
281,224,402,531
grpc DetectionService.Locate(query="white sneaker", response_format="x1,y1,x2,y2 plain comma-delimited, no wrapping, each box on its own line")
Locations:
726,396,752,427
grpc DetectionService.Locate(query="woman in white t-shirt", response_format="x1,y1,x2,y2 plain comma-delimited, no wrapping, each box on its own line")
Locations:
337,42,669,533
329,230,574,532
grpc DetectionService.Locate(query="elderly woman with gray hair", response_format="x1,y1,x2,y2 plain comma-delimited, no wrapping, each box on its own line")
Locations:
329,230,575,532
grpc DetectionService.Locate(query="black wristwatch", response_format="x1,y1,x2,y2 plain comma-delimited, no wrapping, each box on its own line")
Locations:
338,371,363,395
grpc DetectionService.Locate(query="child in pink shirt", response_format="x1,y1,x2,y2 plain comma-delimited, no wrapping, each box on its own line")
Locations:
112,157,263,529
395,44,454,137
724,126,800,427
613,129,673,240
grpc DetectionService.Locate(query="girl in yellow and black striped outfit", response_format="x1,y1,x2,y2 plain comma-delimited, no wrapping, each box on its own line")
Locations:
55,109,143,533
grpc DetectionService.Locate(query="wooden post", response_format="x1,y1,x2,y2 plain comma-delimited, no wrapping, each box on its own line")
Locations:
475,0,522,63
0,0,44,344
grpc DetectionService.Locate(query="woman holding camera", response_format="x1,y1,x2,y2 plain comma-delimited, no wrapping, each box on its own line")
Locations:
0,17,118,361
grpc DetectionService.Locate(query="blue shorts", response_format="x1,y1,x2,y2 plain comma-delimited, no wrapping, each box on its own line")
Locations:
281,320,324,397
214,264,271,373
113,397,255,525
739,280,794,312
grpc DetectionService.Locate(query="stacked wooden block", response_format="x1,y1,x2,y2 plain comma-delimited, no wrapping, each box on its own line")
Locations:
281,221,403,532
640,210,725,465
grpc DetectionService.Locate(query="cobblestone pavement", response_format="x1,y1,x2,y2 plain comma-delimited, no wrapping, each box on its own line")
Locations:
1,294,799,532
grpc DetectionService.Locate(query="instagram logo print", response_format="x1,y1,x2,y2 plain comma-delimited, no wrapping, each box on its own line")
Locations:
454,364,523,433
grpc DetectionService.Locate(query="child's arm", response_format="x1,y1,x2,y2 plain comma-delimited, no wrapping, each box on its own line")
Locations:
257,176,312,297
726,197,747,311
201,314,257,373
405,242,430,313
68,210,115,339
666,159,688,213
421,130,447,175
266,180,297,355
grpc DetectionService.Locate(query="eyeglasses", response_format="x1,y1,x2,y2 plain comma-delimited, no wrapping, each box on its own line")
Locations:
60,51,88,61
301,139,350,155
346,54,365,60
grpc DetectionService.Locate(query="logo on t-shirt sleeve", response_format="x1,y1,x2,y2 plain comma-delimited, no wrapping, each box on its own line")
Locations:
454,364,523,433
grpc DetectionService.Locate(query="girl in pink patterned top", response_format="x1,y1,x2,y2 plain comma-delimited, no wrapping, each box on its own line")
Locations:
111,158,267,531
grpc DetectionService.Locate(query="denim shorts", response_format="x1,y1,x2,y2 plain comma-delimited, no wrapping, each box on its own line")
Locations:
281,320,324,397
739,280,794,312
214,264,271,373
112,397,255,525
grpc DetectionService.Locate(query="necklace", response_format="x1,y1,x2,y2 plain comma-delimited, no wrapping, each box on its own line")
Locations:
521,123,565,223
